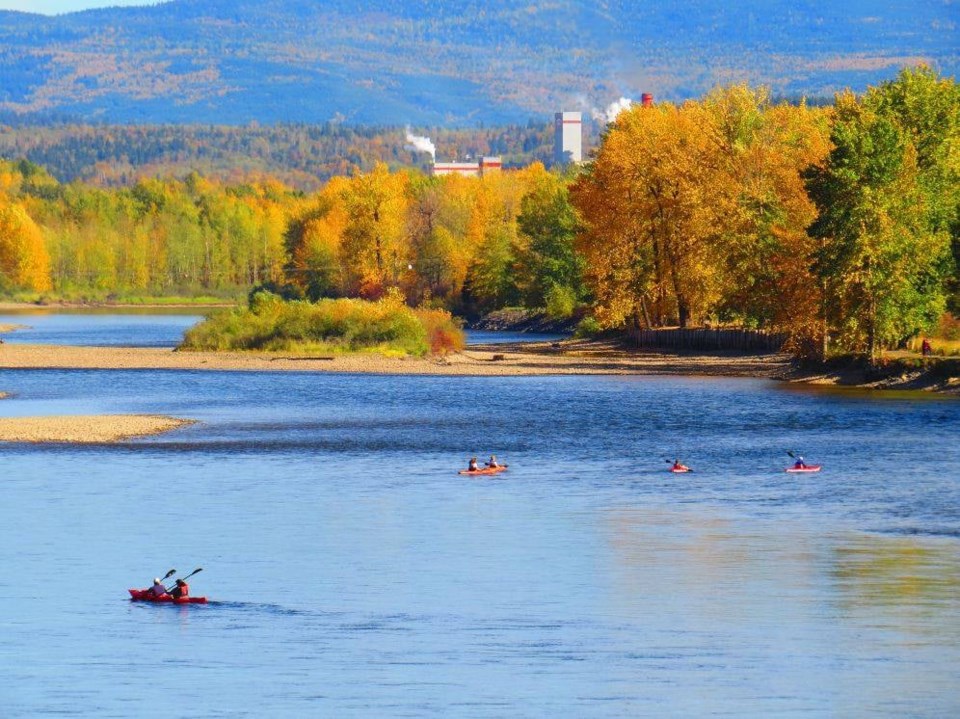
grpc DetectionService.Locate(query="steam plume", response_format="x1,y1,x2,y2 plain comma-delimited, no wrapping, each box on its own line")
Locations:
405,129,436,160
592,97,633,124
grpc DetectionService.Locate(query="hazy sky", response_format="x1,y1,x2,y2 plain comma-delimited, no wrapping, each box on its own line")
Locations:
0,0,156,14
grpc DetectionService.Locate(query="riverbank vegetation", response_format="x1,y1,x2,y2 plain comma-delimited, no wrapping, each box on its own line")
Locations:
180,289,464,357
1,66,957,363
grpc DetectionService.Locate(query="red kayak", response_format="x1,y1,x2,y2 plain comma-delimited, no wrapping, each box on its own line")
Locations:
669,466,692,473
129,588,208,604
785,465,822,473
458,466,508,476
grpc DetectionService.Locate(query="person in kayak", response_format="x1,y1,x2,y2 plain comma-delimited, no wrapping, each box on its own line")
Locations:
170,579,189,600
672,459,690,472
149,578,169,598
486,455,501,469
794,456,807,469
467,457,479,471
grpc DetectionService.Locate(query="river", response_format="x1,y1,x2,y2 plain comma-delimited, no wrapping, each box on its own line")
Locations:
1,314,958,717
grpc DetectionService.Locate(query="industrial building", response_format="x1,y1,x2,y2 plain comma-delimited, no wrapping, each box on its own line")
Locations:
554,111,582,165
432,156,502,177
433,96,652,175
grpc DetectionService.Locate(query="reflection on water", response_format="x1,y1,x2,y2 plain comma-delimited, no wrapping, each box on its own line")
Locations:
833,538,960,613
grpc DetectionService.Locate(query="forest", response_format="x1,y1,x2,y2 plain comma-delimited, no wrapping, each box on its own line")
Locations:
1,67,957,362
0,122,562,190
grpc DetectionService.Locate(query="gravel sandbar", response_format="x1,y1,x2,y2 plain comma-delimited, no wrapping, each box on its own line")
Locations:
0,341,789,378
0,414,194,443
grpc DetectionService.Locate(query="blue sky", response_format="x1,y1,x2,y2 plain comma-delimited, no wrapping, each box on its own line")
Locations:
0,0,156,13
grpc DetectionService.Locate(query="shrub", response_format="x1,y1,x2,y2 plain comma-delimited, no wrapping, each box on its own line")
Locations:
544,284,576,320
574,315,602,338
416,307,465,355
180,292,464,357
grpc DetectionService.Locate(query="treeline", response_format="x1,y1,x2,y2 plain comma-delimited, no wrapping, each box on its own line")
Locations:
575,66,959,360
0,156,582,313
1,67,958,361
0,122,561,190
0,162,300,297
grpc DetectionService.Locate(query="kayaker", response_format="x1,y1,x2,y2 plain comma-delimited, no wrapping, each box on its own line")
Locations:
149,578,169,598
467,457,479,471
170,579,189,600
794,456,806,469
672,459,689,472
486,455,500,468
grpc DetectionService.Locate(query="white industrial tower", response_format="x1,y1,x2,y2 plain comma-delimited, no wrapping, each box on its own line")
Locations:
554,111,582,165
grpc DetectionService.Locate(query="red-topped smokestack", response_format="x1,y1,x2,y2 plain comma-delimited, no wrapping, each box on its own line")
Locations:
641,93,654,107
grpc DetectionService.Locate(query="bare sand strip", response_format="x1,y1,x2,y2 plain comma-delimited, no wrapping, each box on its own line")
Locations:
0,323,29,334
0,340,790,378
0,414,194,443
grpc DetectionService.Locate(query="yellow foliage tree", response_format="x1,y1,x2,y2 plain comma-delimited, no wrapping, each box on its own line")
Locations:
0,200,52,292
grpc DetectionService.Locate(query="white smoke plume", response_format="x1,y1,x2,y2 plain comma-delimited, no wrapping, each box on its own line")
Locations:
405,129,436,160
592,97,633,124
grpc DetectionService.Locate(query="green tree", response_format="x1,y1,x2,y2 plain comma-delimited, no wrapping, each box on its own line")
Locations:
515,174,584,310
806,91,951,362
866,66,960,313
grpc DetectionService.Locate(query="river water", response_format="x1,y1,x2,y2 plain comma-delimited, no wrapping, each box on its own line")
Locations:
1,315,958,717
0,309,565,348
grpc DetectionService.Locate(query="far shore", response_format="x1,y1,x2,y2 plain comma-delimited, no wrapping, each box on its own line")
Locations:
0,414,194,443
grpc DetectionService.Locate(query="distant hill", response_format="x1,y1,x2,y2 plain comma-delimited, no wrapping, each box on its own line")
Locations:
0,0,956,125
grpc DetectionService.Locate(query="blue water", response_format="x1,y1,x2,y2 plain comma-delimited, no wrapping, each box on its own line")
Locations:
464,330,567,345
0,309,204,348
0,311,559,348
1,362,959,717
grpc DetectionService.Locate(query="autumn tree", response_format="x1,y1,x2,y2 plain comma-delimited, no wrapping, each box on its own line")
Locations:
0,200,52,292
339,163,410,297
572,101,728,328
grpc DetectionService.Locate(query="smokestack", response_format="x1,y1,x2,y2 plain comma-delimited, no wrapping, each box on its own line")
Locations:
641,93,653,108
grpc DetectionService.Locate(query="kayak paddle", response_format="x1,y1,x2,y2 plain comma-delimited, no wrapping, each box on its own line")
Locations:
165,567,202,592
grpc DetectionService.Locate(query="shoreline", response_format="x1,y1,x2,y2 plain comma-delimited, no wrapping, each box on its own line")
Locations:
0,339,791,379
0,414,195,443
0,339,956,394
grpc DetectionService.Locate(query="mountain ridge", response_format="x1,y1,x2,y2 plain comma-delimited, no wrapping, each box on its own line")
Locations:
0,0,956,125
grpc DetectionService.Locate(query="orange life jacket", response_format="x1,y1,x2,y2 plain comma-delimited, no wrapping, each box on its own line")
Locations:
173,582,189,598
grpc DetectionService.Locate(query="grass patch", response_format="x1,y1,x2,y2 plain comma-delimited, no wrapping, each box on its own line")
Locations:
179,290,465,357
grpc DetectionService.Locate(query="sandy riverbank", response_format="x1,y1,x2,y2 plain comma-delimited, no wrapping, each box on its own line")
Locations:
0,414,194,443
1,338,956,393
0,339,791,378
